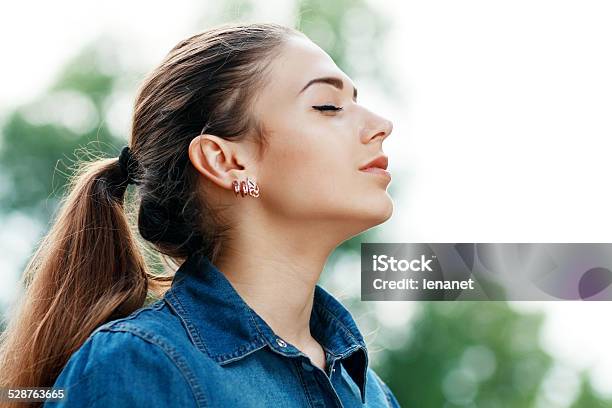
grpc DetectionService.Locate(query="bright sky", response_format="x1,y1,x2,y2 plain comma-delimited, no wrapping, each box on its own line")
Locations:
1,0,612,402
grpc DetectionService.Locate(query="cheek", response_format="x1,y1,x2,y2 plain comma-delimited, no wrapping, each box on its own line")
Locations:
257,127,393,225
258,134,352,217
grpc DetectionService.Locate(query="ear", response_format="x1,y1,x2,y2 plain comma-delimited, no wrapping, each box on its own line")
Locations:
188,134,250,190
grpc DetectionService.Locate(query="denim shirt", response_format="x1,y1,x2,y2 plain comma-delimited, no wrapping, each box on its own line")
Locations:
45,253,400,407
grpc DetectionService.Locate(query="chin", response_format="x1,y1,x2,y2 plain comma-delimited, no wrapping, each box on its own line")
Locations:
376,196,394,224
353,195,394,229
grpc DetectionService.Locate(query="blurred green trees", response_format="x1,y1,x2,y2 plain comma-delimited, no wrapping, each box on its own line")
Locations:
0,43,121,223
381,302,551,407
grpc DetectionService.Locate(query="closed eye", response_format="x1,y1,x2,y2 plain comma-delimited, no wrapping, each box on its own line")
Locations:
312,105,344,112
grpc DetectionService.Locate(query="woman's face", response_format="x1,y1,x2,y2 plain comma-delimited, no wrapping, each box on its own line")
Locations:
252,35,394,237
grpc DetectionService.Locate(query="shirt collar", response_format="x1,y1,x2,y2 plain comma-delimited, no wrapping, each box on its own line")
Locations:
163,252,369,403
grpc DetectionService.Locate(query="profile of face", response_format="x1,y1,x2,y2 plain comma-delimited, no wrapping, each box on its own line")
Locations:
192,34,394,243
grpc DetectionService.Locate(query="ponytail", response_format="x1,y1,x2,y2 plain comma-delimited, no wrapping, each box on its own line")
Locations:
0,155,162,406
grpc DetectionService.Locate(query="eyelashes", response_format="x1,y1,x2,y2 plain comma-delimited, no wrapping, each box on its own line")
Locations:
312,104,344,113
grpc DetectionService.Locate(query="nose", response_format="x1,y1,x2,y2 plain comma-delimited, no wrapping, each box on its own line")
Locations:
361,114,393,144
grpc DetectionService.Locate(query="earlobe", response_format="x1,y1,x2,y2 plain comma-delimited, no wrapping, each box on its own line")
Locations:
232,177,260,198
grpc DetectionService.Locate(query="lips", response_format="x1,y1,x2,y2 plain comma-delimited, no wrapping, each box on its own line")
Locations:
359,155,389,171
359,154,391,180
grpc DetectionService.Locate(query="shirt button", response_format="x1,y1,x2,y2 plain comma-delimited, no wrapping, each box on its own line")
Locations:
276,338,287,348
301,361,313,371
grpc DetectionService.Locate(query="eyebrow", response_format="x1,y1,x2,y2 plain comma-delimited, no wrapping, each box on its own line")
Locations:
298,76,358,101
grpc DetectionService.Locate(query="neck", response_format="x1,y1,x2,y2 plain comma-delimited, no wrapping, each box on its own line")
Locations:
215,215,342,348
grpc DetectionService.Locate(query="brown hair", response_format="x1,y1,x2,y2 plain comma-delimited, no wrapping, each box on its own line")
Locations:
0,22,303,406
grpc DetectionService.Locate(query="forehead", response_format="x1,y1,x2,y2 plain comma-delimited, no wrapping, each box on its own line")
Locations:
259,36,353,103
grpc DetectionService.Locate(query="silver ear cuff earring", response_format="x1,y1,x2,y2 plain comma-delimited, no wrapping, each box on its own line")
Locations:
233,176,260,198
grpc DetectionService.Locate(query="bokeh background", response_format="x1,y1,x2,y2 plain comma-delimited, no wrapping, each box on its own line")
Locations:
2,1,612,407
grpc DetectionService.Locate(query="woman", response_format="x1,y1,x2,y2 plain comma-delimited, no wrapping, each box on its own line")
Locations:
0,22,398,407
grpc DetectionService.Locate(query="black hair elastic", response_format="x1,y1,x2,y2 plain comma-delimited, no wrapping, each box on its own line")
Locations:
118,146,139,185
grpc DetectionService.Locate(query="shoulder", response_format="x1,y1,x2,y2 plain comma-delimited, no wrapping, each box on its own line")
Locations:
47,299,208,407
366,367,401,408
90,298,186,350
